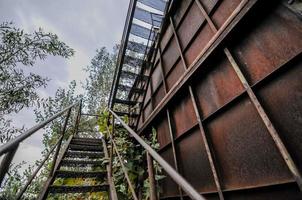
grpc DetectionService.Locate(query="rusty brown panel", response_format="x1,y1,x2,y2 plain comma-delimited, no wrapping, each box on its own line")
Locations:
144,83,152,107
200,0,219,14
153,84,165,107
184,23,214,66
159,147,180,198
223,182,302,200
151,64,163,92
154,113,171,147
177,2,206,49
205,96,293,191
256,56,302,173
166,59,185,91
160,23,173,51
170,90,197,138
137,114,144,130
172,0,193,27
229,3,302,85
211,0,242,28
162,37,180,74
175,126,217,193
144,101,153,119
193,52,245,118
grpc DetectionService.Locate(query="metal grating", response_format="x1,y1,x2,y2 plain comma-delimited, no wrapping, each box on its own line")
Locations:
109,0,169,120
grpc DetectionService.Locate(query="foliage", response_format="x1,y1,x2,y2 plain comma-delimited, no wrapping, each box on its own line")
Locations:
82,46,117,113
98,111,163,200
0,117,24,143
0,21,74,115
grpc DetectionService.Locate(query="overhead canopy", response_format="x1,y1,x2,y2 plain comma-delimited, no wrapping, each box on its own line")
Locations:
109,0,168,118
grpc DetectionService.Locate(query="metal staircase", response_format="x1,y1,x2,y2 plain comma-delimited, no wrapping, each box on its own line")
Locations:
0,101,205,200
38,136,110,199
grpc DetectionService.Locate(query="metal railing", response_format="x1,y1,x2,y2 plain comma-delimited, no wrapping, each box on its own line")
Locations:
0,100,82,199
108,108,206,200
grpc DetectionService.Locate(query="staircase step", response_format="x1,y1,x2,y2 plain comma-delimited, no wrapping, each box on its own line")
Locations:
68,144,103,152
65,151,104,159
72,137,102,143
55,170,106,178
70,140,102,146
61,159,103,167
48,184,109,193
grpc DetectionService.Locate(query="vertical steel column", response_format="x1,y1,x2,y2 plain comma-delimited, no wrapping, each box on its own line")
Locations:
158,44,184,199
195,0,302,190
0,145,19,186
169,16,225,199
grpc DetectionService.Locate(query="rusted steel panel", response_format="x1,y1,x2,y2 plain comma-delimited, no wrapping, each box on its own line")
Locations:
155,113,171,147
184,23,214,66
152,64,163,92
177,2,205,49
176,127,217,193
223,183,302,200
160,24,174,51
172,0,193,27
205,96,293,190
256,57,302,173
144,84,152,106
162,37,180,74
230,3,302,85
134,0,302,199
166,59,185,91
211,0,242,29
153,84,166,107
160,147,180,198
193,52,245,119
170,91,197,138
144,101,153,120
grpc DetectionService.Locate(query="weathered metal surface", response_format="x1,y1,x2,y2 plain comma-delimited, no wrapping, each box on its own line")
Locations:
128,0,302,199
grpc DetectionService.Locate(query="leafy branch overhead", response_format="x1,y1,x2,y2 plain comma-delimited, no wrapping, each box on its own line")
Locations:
0,21,74,115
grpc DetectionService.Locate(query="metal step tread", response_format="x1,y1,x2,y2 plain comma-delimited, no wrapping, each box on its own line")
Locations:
70,140,102,146
68,144,103,152
48,184,109,193
55,170,106,178
61,159,103,167
65,151,104,158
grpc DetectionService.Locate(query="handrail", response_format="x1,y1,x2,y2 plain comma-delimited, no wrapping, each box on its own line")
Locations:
106,125,139,200
108,109,205,200
0,101,80,155
0,100,80,187
15,135,63,200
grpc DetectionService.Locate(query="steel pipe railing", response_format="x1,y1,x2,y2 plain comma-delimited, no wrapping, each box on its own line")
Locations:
0,100,80,189
108,108,206,200
106,120,139,200
0,101,79,155
15,135,63,200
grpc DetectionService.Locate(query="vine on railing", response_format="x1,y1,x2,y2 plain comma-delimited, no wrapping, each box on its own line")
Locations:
97,110,164,200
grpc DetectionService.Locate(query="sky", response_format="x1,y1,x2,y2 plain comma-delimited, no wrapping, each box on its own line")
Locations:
0,0,130,171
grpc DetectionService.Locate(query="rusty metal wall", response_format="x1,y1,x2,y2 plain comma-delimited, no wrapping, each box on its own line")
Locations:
131,0,302,199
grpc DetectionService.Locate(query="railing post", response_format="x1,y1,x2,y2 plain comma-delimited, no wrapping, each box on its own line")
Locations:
74,99,82,136
15,136,63,200
147,152,157,200
0,144,19,186
49,108,71,176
